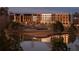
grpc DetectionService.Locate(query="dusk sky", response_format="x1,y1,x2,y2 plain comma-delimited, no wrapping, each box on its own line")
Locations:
9,7,79,14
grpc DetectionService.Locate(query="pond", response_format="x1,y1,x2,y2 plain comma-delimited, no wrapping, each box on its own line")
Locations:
20,37,79,51
20,41,51,51
67,37,79,51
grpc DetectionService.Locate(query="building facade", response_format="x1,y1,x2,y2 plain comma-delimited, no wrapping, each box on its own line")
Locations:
53,12,71,27
9,12,71,28
32,14,41,24
40,14,52,24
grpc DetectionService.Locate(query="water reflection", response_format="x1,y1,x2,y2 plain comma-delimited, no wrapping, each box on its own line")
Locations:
20,34,79,51
67,37,79,51
7,29,79,51
20,41,51,51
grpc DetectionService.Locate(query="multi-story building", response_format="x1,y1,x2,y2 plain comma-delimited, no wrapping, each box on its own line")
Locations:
9,13,33,25
9,12,71,28
53,12,71,28
40,13,52,24
23,14,32,25
40,13,71,28
9,13,21,23
32,14,41,24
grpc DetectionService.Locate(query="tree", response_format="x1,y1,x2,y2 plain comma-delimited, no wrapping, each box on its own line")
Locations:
0,7,22,50
68,23,77,43
0,28,23,51
50,21,64,39
50,21,66,51
0,7,11,50
0,7,8,16
54,21,64,33
10,22,23,30
51,37,68,51
50,21,64,34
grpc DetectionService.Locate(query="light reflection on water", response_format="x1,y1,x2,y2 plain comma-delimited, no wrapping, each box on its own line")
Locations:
20,41,51,51
20,34,79,51
67,37,79,51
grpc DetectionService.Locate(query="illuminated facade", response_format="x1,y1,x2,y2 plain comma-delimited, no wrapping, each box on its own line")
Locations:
32,14,41,24
41,14,52,24
40,13,71,27
9,12,71,27
9,13,33,25
22,14,32,25
53,13,71,27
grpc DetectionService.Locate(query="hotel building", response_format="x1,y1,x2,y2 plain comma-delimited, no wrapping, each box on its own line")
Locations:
32,14,41,24
9,13,33,25
40,14,52,24
9,12,71,28
53,12,71,27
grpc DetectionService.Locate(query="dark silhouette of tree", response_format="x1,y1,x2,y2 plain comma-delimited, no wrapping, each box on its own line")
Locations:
50,21,67,51
68,23,77,43
0,7,22,51
50,21,64,34
51,37,68,51
0,7,8,16
53,21,64,33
